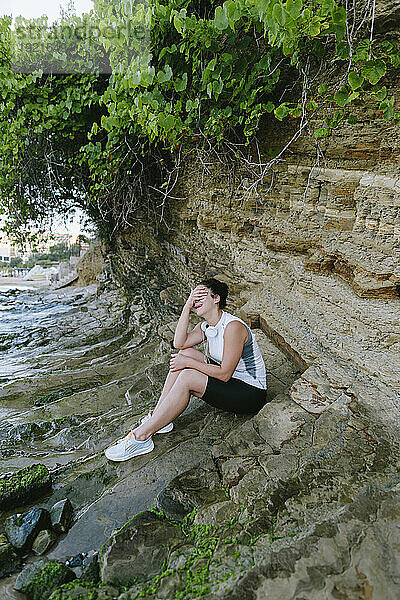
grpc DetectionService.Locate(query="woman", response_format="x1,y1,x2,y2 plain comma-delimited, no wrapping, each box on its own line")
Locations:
105,278,267,461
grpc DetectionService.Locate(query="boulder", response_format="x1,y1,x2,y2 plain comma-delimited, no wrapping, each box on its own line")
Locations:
0,533,22,578
100,510,184,586
32,529,57,555
14,558,75,600
80,552,100,583
50,498,74,534
47,580,119,600
0,464,52,510
5,507,52,555
156,458,226,522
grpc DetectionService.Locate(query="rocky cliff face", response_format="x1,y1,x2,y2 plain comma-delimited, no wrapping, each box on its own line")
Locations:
102,39,400,598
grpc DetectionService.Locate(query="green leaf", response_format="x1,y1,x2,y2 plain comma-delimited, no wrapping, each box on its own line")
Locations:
335,42,350,59
309,17,321,37
325,109,344,128
213,78,223,98
331,6,346,23
286,0,302,19
317,84,328,95
379,95,395,120
162,114,175,132
348,115,358,124
361,59,386,85
319,0,334,16
306,99,318,111
174,73,188,92
224,0,241,29
348,71,364,90
314,126,330,139
390,51,400,68
289,105,302,117
348,91,360,102
333,86,349,107
372,86,387,102
274,102,290,120
332,22,346,41
173,15,183,33
157,65,173,84
214,5,229,30
265,101,275,112
354,39,371,63
272,3,286,26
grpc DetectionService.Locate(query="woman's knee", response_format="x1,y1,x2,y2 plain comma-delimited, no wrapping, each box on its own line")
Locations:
177,368,207,388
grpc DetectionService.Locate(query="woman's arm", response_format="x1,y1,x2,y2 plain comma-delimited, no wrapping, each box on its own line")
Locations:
170,321,248,382
173,286,208,349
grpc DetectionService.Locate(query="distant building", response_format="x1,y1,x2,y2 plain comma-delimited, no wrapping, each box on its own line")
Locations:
0,231,80,264
0,235,23,262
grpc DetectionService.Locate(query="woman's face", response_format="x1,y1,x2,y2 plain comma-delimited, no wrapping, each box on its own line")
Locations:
193,287,219,315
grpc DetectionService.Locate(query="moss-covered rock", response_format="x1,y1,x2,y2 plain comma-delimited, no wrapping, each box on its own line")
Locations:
5,507,52,554
100,510,184,587
48,580,119,600
0,533,22,578
0,464,52,511
14,558,76,600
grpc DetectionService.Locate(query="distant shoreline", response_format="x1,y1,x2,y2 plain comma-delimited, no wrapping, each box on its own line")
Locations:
0,276,51,290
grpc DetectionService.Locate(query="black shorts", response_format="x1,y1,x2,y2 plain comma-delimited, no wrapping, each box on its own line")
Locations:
201,358,267,415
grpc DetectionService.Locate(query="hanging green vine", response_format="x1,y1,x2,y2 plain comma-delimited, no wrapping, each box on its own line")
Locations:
0,0,398,241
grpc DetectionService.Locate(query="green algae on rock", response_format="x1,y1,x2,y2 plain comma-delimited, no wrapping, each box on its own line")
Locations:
99,510,185,587
0,464,52,511
48,580,119,600
0,533,22,578
14,559,76,600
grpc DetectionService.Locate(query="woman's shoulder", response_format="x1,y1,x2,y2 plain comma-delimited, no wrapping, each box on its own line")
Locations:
224,312,248,328
223,314,251,340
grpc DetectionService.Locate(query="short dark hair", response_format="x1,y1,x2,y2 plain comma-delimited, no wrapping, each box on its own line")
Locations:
198,278,229,309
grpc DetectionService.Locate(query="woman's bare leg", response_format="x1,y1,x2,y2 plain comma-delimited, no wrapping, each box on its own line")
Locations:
152,348,206,413
134,368,208,440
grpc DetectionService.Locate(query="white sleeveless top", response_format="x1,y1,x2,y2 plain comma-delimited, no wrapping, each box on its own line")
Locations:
200,311,266,390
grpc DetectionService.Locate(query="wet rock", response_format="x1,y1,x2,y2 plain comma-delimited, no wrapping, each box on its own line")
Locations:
48,580,119,599
65,553,85,568
193,500,242,527
154,571,187,599
50,499,74,534
80,552,100,583
32,529,57,555
0,533,22,578
0,464,52,510
14,558,76,600
118,584,152,600
5,507,52,555
156,459,226,522
100,510,184,586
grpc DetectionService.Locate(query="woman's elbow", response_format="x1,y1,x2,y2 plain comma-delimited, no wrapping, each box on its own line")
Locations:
220,370,233,383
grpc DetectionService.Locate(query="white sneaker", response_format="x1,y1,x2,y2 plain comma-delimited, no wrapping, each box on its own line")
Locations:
105,430,154,462
140,411,174,434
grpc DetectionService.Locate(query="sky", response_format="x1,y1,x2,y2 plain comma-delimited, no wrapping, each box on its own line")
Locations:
1,0,94,25
52,208,95,241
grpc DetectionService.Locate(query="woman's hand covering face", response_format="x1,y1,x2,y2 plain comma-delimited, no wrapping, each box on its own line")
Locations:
186,285,209,309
